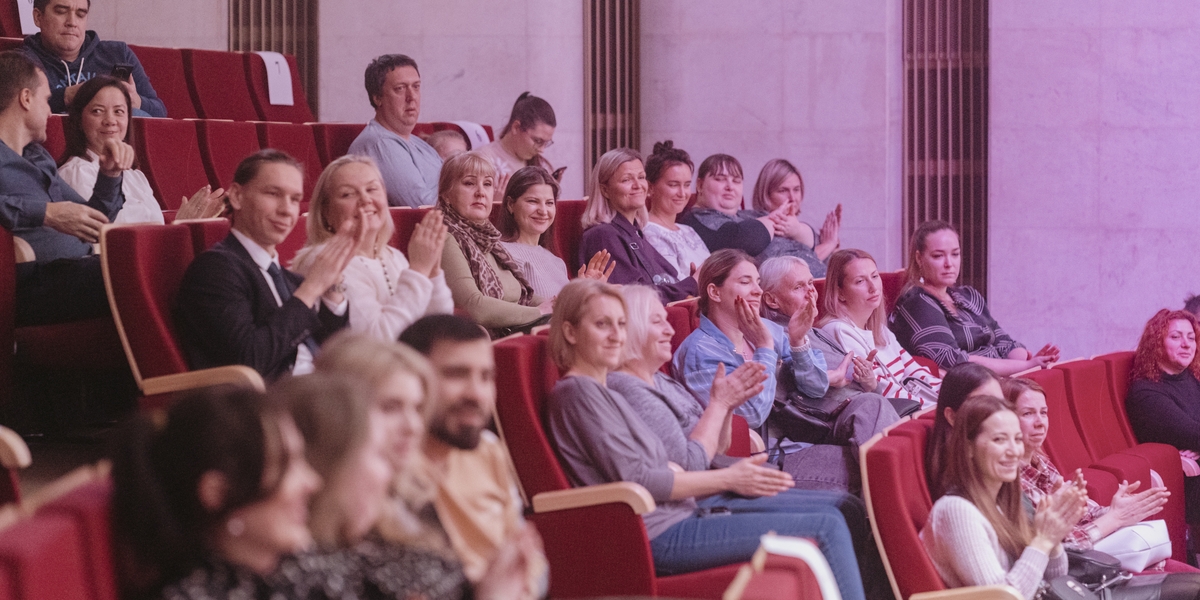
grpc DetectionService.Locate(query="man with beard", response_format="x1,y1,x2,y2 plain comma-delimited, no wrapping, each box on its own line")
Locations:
399,315,547,595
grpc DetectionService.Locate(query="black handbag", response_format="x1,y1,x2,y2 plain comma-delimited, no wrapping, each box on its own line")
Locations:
1067,549,1125,588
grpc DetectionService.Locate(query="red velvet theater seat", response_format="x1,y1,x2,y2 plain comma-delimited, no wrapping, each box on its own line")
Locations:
245,52,314,123
129,45,198,119
552,199,587,272
256,122,323,199
312,122,367,166
132,117,211,210
37,480,117,600
388,207,432,251
42,115,65,163
196,120,262,190
182,49,260,121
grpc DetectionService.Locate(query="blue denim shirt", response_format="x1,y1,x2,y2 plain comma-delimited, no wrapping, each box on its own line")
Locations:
672,315,828,429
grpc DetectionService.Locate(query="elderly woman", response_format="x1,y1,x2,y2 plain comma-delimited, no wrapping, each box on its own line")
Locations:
818,248,941,408
1005,378,1173,559
1128,309,1200,525
497,165,613,298
889,220,1059,375
750,159,841,276
293,155,453,341
111,386,321,600
438,151,551,337
545,279,882,600
577,148,697,303
679,154,827,276
640,141,709,280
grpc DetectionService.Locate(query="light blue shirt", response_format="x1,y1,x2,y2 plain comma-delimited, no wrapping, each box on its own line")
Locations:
347,119,443,208
672,315,829,429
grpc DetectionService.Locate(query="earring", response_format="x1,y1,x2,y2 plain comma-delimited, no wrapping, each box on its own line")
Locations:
226,517,246,537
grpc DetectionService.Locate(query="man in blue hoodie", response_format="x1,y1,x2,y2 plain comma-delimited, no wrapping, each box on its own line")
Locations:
21,0,166,117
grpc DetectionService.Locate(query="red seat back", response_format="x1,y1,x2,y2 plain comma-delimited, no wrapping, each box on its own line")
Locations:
132,117,209,210
196,120,262,190
101,225,195,384
1056,360,1135,457
1095,351,1137,442
43,115,65,163
183,218,232,257
244,52,314,123
553,199,587,271
0,513,92,600
276,213,307,268
0,38,22,52
880,270,906,315
128,45,197,119
1022,369,1095,473
256,122,322,199
665,302,695,358
813,278,827,319
37,480,116,600
885,418,935,507
0,3,21,37
388,207,432,251
312,123,366,166
493,335,571,497
182,49,260,121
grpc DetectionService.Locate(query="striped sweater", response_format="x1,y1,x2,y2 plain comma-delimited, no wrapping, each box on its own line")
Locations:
821,318,941,407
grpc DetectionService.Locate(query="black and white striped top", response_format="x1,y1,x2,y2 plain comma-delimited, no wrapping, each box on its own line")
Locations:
888,285,1024,369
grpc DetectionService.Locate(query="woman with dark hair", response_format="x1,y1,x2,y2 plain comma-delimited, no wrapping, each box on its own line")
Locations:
921,396,1084,600
476,92,557,178
640,140,709,280
1127,309,1200,524
750,158,841,276
59,75,224,224
925,362,1002,499
110,385,321,600
497,165,613,298
578,148,697,303
889,220,1059,375
680,154,826,275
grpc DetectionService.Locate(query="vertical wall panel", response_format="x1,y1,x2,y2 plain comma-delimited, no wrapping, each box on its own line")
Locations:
903,0,988,294
584,0,640,174
229,0,318,116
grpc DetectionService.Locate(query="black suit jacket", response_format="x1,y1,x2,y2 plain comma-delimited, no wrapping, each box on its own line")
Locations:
174,233,349,381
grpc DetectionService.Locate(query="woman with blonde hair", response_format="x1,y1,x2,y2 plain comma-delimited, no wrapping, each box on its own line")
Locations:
438,152,550,336
818,248,940,407
293,154,452,341
577,148,697,302
750,159,841,273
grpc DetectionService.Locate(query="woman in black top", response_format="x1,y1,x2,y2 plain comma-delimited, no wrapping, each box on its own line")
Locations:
888,220,1060,376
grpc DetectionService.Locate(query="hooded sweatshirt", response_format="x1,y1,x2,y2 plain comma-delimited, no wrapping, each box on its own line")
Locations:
21,31,167,117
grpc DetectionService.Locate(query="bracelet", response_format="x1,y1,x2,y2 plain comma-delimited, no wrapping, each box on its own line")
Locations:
327,281,347,295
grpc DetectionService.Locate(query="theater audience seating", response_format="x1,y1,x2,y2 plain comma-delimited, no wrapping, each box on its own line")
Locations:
0,37,20,53
312,123,368,166
128,45,197,119
245,52,315,123
182,49,261,121
256,122,323,198
552,199,587,272
131,118,211,211
42,115,64,163
196,119,262,190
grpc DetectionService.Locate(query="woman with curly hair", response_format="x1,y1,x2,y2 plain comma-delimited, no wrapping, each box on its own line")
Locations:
1127,309,1200,524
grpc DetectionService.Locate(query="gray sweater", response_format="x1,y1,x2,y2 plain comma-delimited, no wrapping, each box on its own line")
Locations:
547,375,696,539
607,371,710,472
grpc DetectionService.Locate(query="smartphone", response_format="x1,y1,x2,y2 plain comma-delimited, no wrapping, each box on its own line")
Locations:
110,64,134,80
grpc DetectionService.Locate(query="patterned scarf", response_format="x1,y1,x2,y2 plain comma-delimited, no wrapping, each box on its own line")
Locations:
438,199,536,305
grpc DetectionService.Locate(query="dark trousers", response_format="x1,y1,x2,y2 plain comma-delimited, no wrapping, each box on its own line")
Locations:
15,256,110,326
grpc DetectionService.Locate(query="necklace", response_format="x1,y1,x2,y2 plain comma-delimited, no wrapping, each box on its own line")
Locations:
375,247,396,296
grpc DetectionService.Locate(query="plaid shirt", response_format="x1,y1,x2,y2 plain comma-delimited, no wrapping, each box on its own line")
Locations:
1019,452,1107,551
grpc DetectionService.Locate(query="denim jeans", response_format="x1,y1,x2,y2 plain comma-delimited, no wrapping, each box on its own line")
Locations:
649,488,868,600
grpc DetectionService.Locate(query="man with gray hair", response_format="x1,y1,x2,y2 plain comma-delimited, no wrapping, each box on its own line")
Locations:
759,255,899,493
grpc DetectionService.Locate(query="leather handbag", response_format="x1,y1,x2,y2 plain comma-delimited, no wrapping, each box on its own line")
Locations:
1067,549,1125,587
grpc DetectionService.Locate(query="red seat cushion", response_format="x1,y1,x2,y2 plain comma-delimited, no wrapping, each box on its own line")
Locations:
196,120,262,190
244,52,314,123
0,513,92,600
311,123,366,166
553,200,587,272
132,117,209,211
256,122,322,199
14,318,124,370
38,480,117,600
128,45,197,119
182,49,260,121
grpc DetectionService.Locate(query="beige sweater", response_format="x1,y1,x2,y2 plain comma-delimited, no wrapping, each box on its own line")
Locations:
921,495,1067,600
441,235,543,329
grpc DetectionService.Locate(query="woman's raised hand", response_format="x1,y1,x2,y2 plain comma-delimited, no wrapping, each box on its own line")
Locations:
786,291,817,347
819,204,842,247
176,185,226,221
1107,480,1170,528
850,352,878,390
1033,478,1088,548
492,171,512,205
408,209,448,277
735,296,772,349
578,249,616,282
709,362,768,411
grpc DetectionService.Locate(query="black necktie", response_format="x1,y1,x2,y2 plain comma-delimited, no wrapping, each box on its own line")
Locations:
266,262,321,356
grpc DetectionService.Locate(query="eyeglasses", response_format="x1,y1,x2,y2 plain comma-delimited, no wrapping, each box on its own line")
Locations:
530,135,554,150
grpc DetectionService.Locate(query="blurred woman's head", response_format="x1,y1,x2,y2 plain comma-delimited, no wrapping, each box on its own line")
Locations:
751,158,804,213
497,165,560,249
438,151,497,223
644,140,694,219
582,148,647,229
62,75,136,165
1132,309,1200,382
307,154,394,250
549,279,627,372
695,154,744,215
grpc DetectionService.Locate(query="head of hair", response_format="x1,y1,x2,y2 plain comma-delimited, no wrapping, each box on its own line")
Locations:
111,385,285,598
549,279,626,370
497,165,560,248
582,147,645,229
61,75,137,166
751,158,804,212
926,362,1000,498
0,51,43,115
436,151,496,210
941,395,1031,560
425,128,469,152
500,92,557,138
1185,294,1200,319
306,154,394,249
1132,309,1200,382
398,314,489,356
232,148,303,187
644,140,694,185
619,284,667,367
697,248,755,315
819,248,887,347
364,54,419,109
758,255,809,324
1001,377,1045,411
904,219,958,290
33,0,89,11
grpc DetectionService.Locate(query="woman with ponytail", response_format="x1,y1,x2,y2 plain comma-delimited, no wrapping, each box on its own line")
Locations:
476,92,557,178
641,140,710,280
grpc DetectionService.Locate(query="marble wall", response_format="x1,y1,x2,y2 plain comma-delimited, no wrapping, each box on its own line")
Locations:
640,0,906,268
990,1,1200,357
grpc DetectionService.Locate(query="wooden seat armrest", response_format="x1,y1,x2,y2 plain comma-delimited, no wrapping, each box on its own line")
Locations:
0,427,30,470
141,365,265,396
911,585,1022,600
531,482,656,515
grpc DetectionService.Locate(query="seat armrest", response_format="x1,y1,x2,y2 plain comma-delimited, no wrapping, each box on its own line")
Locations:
911,585,1022,600
532,482,656,515
142,365,265,396
0,426,30,469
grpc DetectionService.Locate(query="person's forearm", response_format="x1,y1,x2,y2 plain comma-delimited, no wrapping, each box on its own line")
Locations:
814,240,837,261
670,469,730,499
688,402,730,460
967,353,1034,377
716,411,733,455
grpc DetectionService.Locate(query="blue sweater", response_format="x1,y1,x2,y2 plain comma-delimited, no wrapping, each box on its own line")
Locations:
0,142,124,262
22,31,167,117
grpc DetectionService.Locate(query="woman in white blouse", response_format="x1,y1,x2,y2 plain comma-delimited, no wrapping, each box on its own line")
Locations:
497,165,613,299
58,76,224,224
641,140,710,280
818,248,941,407
293,154,453,341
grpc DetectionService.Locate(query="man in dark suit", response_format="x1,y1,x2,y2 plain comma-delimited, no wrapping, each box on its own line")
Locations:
175,149,360,381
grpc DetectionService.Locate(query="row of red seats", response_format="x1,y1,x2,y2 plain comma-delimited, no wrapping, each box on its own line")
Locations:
0,36,313,123
865,354,1191,600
